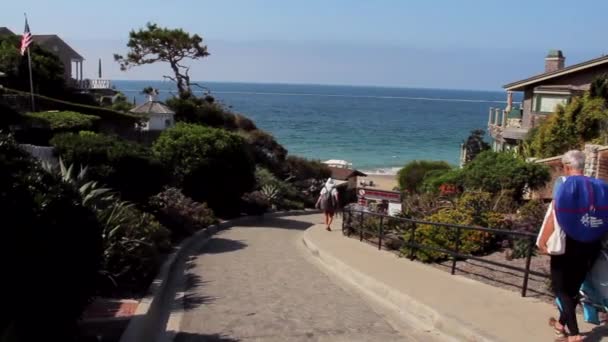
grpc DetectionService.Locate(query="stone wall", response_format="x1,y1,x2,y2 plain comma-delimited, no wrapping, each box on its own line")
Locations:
597,148,608,180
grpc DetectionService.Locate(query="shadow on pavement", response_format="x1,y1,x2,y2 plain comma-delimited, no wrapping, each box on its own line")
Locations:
236,217,316,231
174,332,240,342
175,267,217,312
196,237,248,254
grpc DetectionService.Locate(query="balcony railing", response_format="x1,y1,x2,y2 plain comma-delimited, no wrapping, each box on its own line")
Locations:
488,107,522,129
488,107,529,142
72,79,112,90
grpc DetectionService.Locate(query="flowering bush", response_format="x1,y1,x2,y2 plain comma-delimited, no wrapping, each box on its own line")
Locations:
241,191,270,215
149,188,217,239
400,191,511,262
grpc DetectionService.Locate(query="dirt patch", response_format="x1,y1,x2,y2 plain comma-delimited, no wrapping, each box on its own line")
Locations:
431,251,552,303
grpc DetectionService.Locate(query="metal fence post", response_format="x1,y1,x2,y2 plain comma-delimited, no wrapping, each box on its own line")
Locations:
345,209,352,236
521,236,534,297
378,216,384,250
408,222,417,260
451,226,462,275
359,211,364,242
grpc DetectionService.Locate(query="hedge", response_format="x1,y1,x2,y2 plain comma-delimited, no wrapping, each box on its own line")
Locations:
153,123,256,216
0,134,102,340
51,132,168,203
26,110,99,131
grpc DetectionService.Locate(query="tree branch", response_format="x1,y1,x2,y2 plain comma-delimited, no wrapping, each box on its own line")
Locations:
163,75,177,83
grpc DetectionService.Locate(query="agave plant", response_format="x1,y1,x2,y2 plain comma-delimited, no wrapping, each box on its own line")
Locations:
43,158,113,208
261,184,280,202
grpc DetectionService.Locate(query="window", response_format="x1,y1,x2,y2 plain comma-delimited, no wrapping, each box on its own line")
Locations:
533,94,569,114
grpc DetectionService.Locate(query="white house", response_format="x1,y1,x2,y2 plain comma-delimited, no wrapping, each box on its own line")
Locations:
130,98,175,131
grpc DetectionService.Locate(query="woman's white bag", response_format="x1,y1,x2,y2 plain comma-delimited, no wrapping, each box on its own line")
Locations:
536,201,566,255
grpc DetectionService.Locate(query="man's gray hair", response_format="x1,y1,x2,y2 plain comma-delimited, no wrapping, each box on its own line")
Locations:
562,150,585,171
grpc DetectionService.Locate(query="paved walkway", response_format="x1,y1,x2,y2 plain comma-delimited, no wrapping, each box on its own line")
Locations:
303,218,608,342
173,214,439,342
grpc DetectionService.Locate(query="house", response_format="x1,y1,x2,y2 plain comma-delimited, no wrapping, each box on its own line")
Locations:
130,98,175,131
0,27,110,91
31,34,85,83
327,166,367,190
488,50,608,151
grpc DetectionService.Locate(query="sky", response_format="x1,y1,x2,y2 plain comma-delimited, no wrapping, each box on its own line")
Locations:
1,0,607,90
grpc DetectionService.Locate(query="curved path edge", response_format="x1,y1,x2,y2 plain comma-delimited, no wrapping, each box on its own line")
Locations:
119,210,320,342
301,227,496,342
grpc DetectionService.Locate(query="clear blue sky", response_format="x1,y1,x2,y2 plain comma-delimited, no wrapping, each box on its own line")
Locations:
2,0,607,90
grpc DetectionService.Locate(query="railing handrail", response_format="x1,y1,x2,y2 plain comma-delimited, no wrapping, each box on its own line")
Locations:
342,208,543,297
346,209,537,238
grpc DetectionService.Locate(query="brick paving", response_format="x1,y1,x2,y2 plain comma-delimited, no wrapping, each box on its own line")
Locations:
174,215,418,342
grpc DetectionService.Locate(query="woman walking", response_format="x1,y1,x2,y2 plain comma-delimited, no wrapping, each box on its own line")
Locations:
538,150,602,341
316,178,339,231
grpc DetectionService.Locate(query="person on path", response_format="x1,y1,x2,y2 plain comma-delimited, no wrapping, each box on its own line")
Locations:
316,178,339,231
538,150,602,342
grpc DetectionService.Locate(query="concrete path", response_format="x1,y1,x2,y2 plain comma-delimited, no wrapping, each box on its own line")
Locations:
303,217,608,342
173,214,440,341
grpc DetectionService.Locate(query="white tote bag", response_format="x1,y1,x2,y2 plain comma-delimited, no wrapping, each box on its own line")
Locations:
536,201,566,255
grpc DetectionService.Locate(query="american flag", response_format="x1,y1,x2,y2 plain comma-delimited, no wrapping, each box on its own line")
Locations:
20,18,32,56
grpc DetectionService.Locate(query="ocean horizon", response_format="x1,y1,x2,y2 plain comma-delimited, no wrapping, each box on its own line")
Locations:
114,80,519,173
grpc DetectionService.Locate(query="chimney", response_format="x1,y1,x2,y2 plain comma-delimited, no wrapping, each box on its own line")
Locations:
545,50,565,73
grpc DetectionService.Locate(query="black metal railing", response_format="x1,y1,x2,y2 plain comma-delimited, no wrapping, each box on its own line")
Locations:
341,208,545,297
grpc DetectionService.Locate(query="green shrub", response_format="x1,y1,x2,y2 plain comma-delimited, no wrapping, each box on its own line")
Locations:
280,198,306,210
459,151,549,200
111,92,134,112
401,192,455,219
18,110,99,145
401,209,493,262
241,191,270,215
254,167,302,208
0,102,23,129
51,131,168,203
149,187,217,239
285,155,332,182
47,159,172,296
243,130,288,175
1,86,139,125
500,199,547,259
526,91,608,158
97,201,171,296
398,160,452,192
26,111,99,131
420,168,462,194
153,123,255,215
235,114,257,131
166,96,238,129
462,129,490,165
0,134,102,340
400,191,510,262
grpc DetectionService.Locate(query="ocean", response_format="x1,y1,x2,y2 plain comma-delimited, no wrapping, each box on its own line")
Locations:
113,80,516,173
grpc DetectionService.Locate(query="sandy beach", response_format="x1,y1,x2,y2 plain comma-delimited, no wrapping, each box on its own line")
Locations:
359,174,399,192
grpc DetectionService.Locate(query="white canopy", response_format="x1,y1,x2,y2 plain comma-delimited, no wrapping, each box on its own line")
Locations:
323,159,352,168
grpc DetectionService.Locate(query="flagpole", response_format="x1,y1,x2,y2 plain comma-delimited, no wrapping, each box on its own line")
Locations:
24,13,35,112
26,47,35,112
